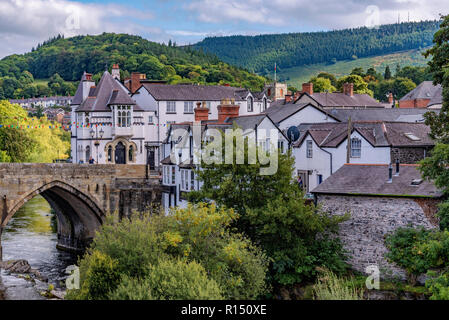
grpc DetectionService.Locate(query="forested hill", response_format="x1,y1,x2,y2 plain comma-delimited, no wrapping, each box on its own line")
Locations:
193,20,440,75
0,33,267,100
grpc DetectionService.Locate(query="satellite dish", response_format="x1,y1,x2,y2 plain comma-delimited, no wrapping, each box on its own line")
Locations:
287,126,300,142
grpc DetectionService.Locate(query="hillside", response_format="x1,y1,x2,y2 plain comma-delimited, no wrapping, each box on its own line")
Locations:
193,20,439,76
279,48,430,88
0,33,267,100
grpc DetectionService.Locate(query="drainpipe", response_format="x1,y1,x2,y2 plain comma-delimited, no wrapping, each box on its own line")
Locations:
322,148,333,175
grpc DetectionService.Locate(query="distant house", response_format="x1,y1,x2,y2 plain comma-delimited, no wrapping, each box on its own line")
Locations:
312,163,442,279
399,81,442,109
294,83,385,109
292,121,434,193
9,96,73,109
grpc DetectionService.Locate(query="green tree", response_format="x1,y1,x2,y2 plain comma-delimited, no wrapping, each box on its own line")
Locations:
384,65,392,79
309,77,336,93
337,75,373,96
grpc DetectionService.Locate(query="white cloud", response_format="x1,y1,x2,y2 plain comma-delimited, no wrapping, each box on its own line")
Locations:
186,0,447,29
0,0,156,58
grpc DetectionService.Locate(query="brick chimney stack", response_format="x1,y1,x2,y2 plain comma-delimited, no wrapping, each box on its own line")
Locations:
130,72,147,93
194,102,209,122
217,99,240,123
388,92,394,104
302,83,313,95
343,83,354,97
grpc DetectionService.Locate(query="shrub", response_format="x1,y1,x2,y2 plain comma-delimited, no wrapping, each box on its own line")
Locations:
426,271,449,300
146,258,223,300
313,269,364,300
109,276,153,300
67,251,122,300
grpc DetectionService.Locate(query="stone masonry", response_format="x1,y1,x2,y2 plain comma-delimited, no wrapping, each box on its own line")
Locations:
0,163,162,258
317,194,439,280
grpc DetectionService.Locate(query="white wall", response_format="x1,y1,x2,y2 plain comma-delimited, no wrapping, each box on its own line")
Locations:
278,105,337,130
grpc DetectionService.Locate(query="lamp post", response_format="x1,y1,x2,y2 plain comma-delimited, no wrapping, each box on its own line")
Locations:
90,126,104,163
144,142,150,179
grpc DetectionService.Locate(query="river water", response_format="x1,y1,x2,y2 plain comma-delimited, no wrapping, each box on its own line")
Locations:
0,195,78,300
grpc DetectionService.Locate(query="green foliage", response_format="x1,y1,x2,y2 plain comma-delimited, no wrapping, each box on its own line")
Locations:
0,33,267,99
384,65,392,79
194,20,440,74
308,77,336,93
420,143,449,194
384,227,432,283
426,271,449,300
189,132,348,287
67,203,268,300
145,258,223,300
108,275,153,300
336,74,373,96
312,269,364,300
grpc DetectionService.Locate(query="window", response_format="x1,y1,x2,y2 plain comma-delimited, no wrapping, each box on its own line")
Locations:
306,140,313,158
167,101,176,113
247,96,254,112
351,138,362,158
317,174,323,185
190,170,195,190
107,146,112,162
127,111,131,127
85,146,90,162
278,140,284,153
171,166,176,184
116,106,131,127
206,101,211,109
129,145,134,162
184,101,194,113
148,116,154,124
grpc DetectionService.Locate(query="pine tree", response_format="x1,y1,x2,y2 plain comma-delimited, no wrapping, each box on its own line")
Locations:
384,65,392,79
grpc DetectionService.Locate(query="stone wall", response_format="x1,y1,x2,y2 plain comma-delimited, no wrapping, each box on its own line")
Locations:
390,147,432,164
316,194,439,280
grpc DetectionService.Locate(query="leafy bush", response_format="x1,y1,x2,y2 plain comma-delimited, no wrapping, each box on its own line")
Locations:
313,269,364,300
108,276,153,300
384,227,432,284
67,203,268,300
146,258,223,300
426,271,449,300
67,251,121,300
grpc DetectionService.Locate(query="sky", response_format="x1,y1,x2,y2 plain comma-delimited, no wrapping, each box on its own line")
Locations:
0,0,447,59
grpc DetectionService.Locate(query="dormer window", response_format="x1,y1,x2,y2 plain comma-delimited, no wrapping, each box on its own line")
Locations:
350,138,361,158
247,96,254,112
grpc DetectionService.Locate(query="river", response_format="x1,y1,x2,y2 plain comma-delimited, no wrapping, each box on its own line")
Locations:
0,195,78,300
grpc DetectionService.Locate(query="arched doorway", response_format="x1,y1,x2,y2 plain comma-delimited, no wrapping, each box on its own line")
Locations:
115,142,126,164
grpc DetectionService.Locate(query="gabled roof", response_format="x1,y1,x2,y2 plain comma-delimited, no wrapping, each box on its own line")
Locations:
428,85,443,107
295,121,433,148
76,71,141,112
264,102,339,123
312,164,442,198
297,92,385,108
139,83,260,102
71,72,87,105
400,81,442,101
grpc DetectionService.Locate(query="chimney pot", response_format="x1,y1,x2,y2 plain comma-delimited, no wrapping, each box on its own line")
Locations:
343,83,354,97
217,102,240,123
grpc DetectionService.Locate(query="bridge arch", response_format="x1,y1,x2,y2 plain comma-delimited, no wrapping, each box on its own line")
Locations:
5,180,105,252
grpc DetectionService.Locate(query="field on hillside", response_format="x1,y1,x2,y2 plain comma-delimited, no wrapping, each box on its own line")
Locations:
278,48,430,88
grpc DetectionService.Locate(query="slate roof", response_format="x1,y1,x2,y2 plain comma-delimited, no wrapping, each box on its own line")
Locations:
140,83,263,102
72,72,87,105
312,164,442,198
329,108,438,122
264,102,338,124
400,81,442,101
298,92,385,108
428,85,443,108
295,121,433,148
75,71,141,112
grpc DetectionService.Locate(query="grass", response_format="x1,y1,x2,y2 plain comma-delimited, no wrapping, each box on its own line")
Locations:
277,48,430,88
313,270,365,300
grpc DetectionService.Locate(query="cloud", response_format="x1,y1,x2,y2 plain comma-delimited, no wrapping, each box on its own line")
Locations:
0,0,156,58
186,0,447,29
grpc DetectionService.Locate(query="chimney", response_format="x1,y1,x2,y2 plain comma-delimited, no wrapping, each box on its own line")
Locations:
111,64,120,80
302,83,313,95
194,102,209,122
285,95,292,103
217,99,240,123
223,83,230,87
388,92,394,104
387,163,393,183
82,72,95,101
394,159,400,176
130,72,146,93
343,83,354,97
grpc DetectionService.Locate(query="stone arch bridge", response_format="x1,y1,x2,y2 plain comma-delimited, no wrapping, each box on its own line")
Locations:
0,164,162,259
